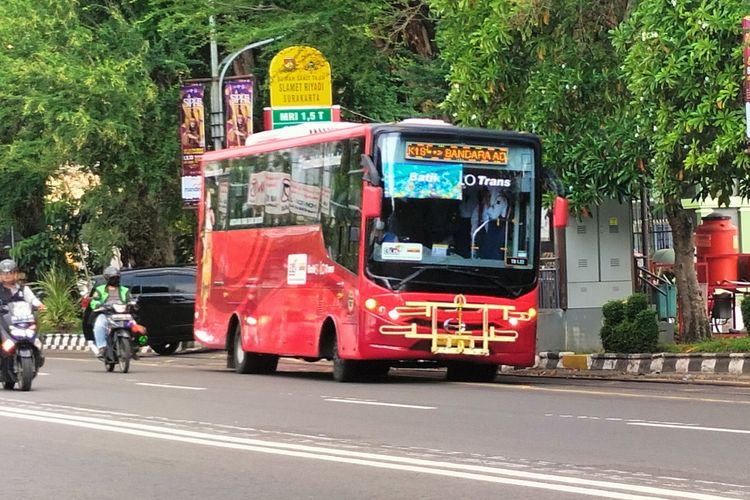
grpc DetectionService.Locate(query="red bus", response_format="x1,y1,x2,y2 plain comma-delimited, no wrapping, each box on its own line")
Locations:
195,119,545,382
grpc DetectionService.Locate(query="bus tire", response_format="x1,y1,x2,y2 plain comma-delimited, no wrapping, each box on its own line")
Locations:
233,327,278,375
446,362,498,383
332,336,359,383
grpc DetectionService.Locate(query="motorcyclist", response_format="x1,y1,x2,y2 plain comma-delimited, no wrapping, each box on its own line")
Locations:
0,259,45,365
89,266,133,359
0,259,45,310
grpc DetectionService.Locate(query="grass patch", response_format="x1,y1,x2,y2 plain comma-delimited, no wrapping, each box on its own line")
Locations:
659,336,750,353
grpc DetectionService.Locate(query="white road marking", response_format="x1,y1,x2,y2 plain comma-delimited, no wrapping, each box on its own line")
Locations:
0,405,737,500
324,398,435,410
629,422,750,435
135,383,206,391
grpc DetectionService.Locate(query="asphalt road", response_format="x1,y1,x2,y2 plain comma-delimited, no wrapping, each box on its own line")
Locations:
2,350,750,500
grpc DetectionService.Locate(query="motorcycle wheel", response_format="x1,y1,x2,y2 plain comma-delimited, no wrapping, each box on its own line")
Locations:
117,337,131,373
18,356,34,391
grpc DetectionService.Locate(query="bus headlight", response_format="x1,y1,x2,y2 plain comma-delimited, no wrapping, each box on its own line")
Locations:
509,317,519,327
364,298,377,311
388,309,400,320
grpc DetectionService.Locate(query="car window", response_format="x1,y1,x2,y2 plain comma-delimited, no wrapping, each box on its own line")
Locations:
130,274,171,294
172,273,196,294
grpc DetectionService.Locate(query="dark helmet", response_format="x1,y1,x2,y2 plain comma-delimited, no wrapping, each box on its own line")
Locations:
0,259,18,273
103,266,121,282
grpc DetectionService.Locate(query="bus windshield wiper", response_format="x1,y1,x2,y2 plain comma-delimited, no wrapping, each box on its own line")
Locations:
396,266,431,291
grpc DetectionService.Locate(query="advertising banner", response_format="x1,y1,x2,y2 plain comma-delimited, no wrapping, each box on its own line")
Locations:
224,79,253,148
180,83,206,207
383,161,463,200
264,172,291,215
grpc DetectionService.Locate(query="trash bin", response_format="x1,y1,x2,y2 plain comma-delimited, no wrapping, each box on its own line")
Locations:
656,283,677,320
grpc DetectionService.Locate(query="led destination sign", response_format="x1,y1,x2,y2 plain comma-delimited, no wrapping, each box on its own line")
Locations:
405,142,508,165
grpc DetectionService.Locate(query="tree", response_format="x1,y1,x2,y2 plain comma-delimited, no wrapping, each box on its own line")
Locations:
0,0,195,269
612,0,749,341
431,0,749,342
153,0,447,124
428,0,640,210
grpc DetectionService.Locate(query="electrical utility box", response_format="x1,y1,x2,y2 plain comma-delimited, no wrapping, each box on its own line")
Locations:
566,199,633,307
563,199,634,350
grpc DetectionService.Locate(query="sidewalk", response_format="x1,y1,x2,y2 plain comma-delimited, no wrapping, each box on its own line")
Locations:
42,333,197,354
497,351,750,385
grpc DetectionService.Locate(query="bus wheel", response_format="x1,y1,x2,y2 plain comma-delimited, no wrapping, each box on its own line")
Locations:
446,362,498,383
233,327,278,375
332,337,359,383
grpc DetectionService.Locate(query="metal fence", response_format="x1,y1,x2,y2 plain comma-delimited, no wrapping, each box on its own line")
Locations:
538,257,560,309
632,199,673,255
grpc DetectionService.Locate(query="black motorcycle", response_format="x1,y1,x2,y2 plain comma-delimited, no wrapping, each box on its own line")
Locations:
97,302,147,373
0,300,44,391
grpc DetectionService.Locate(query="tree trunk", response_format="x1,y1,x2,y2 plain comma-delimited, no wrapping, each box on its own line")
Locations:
664,198,710,342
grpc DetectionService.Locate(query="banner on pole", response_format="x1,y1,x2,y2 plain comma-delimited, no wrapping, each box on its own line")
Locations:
180,83,206,207
224,79,254,148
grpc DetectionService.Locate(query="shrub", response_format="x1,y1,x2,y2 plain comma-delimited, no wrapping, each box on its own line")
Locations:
599,293,659,353
741,296,750,333
33,266,80,334
624,293,648,319
602,300,626,326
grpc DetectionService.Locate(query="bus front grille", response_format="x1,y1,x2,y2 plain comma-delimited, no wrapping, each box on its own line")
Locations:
378,294,531,356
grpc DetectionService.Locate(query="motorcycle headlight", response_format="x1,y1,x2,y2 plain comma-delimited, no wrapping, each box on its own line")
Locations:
10,327,35,339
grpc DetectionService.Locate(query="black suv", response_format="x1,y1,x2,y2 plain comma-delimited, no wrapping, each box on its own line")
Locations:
82,266,196,355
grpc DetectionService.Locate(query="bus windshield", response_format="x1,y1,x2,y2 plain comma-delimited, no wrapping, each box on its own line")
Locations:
366,132,539,293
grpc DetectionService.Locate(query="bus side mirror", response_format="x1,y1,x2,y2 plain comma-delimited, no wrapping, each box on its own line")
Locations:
553,196,569,228
362,185,383,218
361,154,380,185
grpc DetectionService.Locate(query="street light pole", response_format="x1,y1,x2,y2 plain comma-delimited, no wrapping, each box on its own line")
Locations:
209,15,222,151
212,36,283,151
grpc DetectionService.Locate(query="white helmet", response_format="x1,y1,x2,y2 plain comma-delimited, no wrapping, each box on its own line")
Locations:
0,259,18,273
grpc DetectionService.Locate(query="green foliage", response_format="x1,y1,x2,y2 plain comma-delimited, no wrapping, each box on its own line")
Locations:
33,266,81,334
601,299,626,326
10,233,68,282
600,294,659,353
611,0,749,205
662,336,750,353
741,296,750,333
624,293,649,319
429,0,641,211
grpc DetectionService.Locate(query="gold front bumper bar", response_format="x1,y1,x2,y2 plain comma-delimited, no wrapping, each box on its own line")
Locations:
379,294,532,356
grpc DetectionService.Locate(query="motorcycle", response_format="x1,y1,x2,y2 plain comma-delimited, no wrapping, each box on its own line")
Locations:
97,302,147,373
0,300,44,391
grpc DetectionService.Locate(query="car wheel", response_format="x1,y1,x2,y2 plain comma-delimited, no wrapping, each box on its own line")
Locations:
150,342,180,356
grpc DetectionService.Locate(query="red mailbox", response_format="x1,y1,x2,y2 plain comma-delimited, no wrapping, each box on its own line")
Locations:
695,213,738,284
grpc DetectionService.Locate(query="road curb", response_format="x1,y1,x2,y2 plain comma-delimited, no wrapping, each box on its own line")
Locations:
42,334,196,354
537,351,750,376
